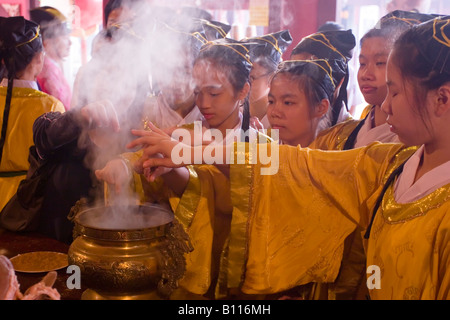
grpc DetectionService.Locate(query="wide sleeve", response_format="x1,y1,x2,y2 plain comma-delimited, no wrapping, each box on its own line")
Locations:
32,111,84,159
168,164,233,295
308,119,361,151
230,142,406,294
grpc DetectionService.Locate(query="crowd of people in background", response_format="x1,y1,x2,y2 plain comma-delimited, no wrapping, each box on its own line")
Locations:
0,0,449,300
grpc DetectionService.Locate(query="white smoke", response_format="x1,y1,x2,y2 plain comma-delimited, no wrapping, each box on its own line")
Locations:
70,3,210,221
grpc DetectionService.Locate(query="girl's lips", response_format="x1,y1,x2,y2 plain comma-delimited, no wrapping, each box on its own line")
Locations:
386,120,396,132
202,113,214,120
360,86,377,94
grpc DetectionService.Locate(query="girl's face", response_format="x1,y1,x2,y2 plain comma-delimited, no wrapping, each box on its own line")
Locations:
267,73,326,147
381,57,433,146
357,37,390,106
44,34,71,60
192,59,247,130
249,62,272,104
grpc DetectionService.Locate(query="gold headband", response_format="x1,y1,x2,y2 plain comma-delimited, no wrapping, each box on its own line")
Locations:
161,22,209,44
200,42,252,65
110,22,144,40
303,32,347,61
203,21,227,38
16,26,40,48
432,18,450,48
245,34,282,54
383,16,423,26
282,59,336,89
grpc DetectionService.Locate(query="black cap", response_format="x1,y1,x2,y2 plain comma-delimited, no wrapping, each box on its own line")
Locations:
291,29,356,62
411,16,450,75
199,38,253,73
29,6,71,39
377,10,440,29
277,59,337,103
204,20,231,40
0,16,41,50
241,30,293,64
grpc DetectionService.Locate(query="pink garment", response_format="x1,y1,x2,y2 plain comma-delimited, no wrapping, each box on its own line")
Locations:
37,57,72,111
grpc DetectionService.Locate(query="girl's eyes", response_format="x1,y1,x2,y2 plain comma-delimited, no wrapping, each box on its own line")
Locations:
359,61,386,67
267,100,295,106
193,90,219,97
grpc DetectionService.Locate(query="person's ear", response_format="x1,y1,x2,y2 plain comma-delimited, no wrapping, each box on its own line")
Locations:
315,98,330,118
39,51,45,64
434,83,450,117
238,82,251,101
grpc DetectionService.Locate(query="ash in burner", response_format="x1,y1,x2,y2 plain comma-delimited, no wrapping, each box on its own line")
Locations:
78,205,173,230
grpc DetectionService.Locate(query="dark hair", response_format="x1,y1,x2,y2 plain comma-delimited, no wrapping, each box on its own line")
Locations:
29,6,70,40
317,21,344,32
252,55,278,74
291,30,355,125
273,61,335,114
390,26,450,131
195,43,252,141
104,0,126,27
0,16,43,162
0,18,43,78
359,26,405,48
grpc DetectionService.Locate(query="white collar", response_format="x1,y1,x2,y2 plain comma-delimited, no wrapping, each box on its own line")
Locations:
0,78,39,90
395,145,450,203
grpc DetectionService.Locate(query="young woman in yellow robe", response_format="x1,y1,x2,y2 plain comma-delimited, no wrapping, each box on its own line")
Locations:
124,16,450,300
309,10,438,152
304,11,440,300
0,17,65,212
96,38,272,299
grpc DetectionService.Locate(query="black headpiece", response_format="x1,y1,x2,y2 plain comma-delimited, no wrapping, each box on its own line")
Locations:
198,38,254,74
377,10,440,30
241,30,293,64
0,16,43,163
29,6,71,39
277,59,337,103
291,29,356,62
411,16,450,75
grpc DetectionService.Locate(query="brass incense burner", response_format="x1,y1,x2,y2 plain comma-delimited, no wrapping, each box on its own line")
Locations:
67,202,191,300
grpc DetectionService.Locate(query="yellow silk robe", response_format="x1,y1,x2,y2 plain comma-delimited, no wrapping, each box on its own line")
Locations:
172,142,449,300
307,114,367,299
359,104,373,120
0,87,65,211
308,118,362,151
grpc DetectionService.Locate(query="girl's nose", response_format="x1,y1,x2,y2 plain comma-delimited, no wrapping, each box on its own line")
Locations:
380,96,391,115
